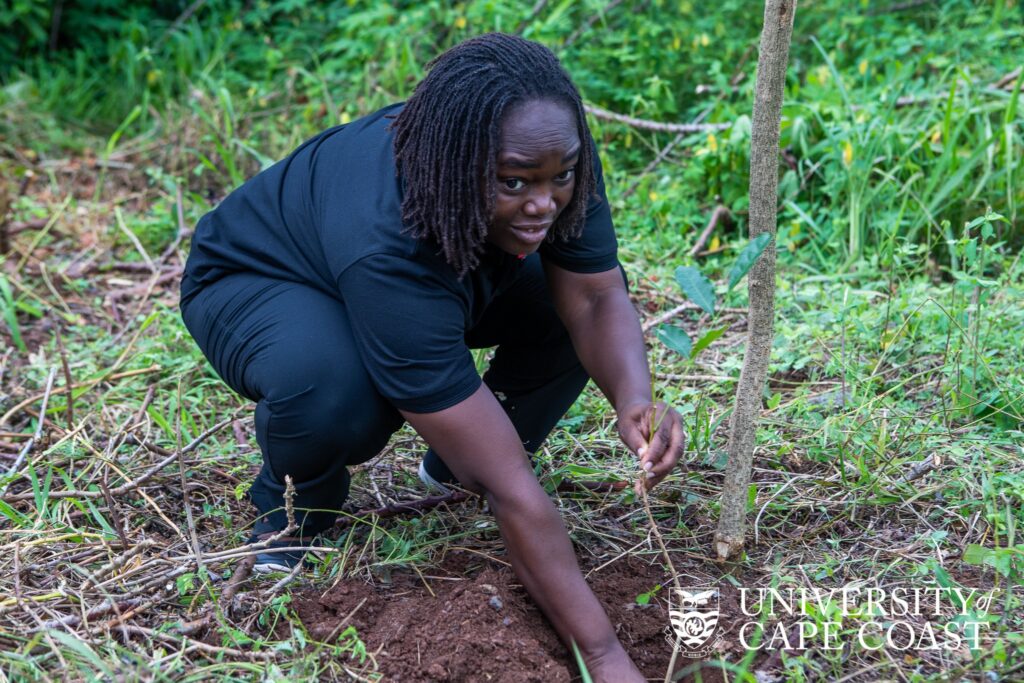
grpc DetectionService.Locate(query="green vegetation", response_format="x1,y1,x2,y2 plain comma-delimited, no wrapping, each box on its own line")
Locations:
1,1,1021,680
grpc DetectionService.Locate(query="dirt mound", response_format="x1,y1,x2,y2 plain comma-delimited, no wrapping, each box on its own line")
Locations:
293,552,692,682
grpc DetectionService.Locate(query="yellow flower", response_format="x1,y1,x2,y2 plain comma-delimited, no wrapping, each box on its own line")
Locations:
842,140,853,167
454,16,467,29
649,191,659,201
858,60,868,76
707,133,718,153
341,111,352,124
700,33,710,47
710,235,721,251
930,127,942,144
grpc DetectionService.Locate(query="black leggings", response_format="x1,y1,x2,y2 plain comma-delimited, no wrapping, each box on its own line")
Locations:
179,255,589,535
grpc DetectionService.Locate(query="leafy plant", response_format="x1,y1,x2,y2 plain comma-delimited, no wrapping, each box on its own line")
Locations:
658,233,772,360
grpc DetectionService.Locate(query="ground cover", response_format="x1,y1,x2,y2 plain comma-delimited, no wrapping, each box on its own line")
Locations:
1,1,1022,681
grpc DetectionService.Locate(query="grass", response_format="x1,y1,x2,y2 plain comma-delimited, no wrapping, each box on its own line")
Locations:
1,0,1023,680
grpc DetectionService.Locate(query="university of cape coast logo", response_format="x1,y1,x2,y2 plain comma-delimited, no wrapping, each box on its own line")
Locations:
668,588,720,658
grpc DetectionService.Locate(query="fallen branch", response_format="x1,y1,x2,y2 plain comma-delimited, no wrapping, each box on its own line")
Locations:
105,267,183,302
0,365,161,428
621,133,687,201
584,104,730,134
4,218,48,238
689,204,732,257
637,470,683,683
901,452,942,483
159,185,193,264
642,302,747,333
117,624,276,661
0,368,56,496
53,328,74,429
994,66,1022,91
33,596,151,631
1,418,232,502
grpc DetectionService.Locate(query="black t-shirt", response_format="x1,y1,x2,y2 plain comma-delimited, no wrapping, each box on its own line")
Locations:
182,103,619,413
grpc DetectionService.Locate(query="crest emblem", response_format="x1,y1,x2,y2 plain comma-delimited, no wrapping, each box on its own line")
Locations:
668,588,720,658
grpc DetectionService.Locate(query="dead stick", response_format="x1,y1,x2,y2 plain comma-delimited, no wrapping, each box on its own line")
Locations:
585,104,730,134
689,205,731,257
53,327,74,429
176,378,206,581
4,218,48,236
222,556,256,607
33,597,150,631
995,67,1021,90
638,473,683,683
642,302,748,333
117,623,275,661
0,368,57,495
2,418,232,502
159,185,193,264
0,365,161,427
621,133,686,201
99,477,129,548
95,588,172,630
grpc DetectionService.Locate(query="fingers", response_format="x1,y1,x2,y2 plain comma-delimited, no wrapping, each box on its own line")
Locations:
637,405,676,471
638,404,685,491
618,415,648,458
618,401,686,494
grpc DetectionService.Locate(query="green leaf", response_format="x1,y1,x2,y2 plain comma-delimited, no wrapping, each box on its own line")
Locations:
932,563,956,590
0,499,29,527
727,233,772,292
993,551,1013,577
962,544,992,565
0,275,26,353
48,631,114,677
690,325,727,359
177,572,196,596
657,325,692,357
572,641,594,683
674,266,716,315
635,584,661,606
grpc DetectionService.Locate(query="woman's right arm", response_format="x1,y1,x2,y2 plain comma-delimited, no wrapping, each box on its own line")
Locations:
400,384,644,683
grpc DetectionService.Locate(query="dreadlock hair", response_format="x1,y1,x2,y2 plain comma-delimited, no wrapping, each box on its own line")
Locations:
390,33,596,277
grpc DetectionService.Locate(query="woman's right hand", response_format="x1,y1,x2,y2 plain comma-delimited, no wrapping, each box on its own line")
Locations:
400,384,643,681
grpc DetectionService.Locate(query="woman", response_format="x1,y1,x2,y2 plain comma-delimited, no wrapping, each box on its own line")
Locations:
181,33,684,681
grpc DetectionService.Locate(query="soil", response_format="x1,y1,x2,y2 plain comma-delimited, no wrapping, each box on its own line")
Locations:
291,551,731,682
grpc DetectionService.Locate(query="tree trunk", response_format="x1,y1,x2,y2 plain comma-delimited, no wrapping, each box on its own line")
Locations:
715,0,796,563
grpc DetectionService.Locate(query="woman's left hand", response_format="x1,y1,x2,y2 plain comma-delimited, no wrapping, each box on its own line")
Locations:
616,401,685,493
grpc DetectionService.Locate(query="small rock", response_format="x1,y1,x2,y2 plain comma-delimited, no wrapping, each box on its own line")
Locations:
489,595,503,611
480,583,497,595
502,617,512,626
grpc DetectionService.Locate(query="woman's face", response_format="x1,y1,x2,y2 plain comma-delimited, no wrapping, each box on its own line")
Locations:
488,99,580,256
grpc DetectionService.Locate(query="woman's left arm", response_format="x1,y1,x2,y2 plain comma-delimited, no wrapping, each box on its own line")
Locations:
544,262,685,490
